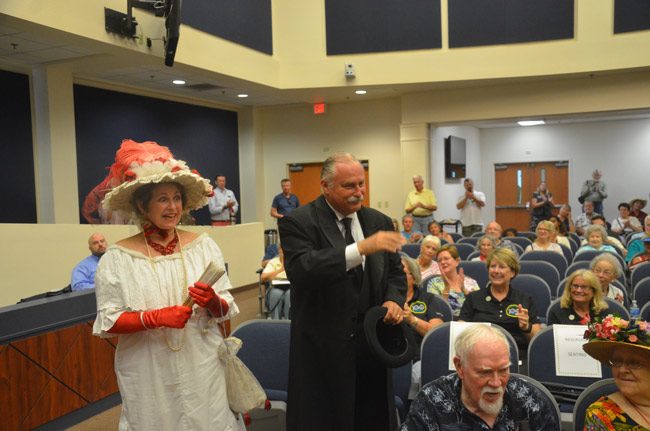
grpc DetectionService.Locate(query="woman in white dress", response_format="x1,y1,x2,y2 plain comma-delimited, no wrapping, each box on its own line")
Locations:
92,139,245,431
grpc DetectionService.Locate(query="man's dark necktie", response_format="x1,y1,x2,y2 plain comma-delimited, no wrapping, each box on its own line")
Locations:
341,217,355,245
341,217,364,286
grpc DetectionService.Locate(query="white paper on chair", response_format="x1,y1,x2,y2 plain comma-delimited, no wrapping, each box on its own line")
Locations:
553,324,602,378
448,321,490,370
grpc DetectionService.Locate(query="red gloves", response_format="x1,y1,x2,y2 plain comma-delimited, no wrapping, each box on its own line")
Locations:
107,305,192,334
188,282,229,317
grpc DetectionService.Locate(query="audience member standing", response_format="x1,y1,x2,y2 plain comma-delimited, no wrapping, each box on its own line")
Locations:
529,181,553,231
405,175,437,234
270,178,300,219
71,233,107,291
279,153,406,431
456,178,485,237
579,169,607,215
208,174,238,226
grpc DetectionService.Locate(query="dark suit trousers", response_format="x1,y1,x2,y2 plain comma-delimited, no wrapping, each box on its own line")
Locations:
353,320,395,431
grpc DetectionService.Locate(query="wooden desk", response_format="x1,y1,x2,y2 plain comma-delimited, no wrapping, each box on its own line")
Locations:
0,291,118,430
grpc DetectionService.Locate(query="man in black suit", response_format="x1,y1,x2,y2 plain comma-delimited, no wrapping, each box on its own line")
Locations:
279,153,406,431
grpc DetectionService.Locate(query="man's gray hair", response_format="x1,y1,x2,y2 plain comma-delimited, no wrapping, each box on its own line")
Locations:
589,252,623,277
412,175,423,181
321,152,360,185
454,324,509,365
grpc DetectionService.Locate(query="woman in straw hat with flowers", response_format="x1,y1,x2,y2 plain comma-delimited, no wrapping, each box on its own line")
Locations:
92,140,245,430
582,316,650,430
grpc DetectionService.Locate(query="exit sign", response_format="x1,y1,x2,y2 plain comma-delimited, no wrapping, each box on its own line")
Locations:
313,103,326,115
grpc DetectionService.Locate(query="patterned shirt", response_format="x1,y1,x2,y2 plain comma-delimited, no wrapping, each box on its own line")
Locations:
584,396,648,430
424,276,479,318
401,374,560,431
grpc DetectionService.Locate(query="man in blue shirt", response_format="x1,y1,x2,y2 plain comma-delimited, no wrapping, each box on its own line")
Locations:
70,233,107,291
270,178,299,219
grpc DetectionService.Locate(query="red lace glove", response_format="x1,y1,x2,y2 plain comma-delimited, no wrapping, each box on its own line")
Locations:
107,306,192,334
188,282,229,317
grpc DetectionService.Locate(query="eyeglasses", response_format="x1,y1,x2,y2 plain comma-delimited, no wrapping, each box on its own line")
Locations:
592,268,614,277
607,358,646,370
570,284,594,291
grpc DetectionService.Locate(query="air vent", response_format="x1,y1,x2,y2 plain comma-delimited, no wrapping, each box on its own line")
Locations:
185,83,223,91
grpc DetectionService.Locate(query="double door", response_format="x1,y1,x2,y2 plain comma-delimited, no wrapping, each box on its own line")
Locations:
494,161,568,232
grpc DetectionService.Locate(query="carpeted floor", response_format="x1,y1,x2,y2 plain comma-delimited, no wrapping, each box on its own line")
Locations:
65,405,121,430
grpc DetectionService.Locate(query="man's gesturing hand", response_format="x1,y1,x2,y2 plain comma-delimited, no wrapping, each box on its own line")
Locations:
357,231,403,256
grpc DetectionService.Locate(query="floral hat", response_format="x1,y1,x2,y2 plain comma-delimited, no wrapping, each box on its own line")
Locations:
102,139,212,218
582,315,650,363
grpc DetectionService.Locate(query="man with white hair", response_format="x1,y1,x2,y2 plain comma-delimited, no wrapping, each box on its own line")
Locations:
405,175,437,234
401,324,559,430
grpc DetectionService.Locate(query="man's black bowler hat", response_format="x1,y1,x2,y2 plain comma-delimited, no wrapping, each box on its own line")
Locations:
364,306,417,368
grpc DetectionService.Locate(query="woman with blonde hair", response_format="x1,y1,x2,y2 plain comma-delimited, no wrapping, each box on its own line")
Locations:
417,234,441,279
524,220,563,255
547,269,609,325
549,215,571,249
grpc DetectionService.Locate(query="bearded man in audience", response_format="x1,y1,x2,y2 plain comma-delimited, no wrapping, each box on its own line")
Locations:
401,324,559,430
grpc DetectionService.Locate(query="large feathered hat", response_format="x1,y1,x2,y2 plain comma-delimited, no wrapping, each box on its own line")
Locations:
102,139,212,217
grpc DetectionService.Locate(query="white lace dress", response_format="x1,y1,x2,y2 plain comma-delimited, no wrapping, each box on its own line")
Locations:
93,233,244,431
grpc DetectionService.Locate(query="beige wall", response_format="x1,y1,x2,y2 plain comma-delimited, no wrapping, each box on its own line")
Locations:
258,98,406,227
0,223,263,307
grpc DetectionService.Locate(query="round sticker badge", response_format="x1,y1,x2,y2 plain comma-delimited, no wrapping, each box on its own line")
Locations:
505,304,519,318
410,301,427,315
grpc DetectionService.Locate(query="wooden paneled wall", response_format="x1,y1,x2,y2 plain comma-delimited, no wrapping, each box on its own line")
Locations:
0,322,118,431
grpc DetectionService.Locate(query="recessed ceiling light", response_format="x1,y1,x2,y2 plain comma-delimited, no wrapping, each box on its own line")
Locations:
172,79,186,85
237,93,249,98
517,120,545,126
355,90,367,95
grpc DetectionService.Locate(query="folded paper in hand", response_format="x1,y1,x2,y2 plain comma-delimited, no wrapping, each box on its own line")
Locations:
183,261,226,307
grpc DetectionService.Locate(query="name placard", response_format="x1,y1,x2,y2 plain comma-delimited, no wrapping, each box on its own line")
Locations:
553,324,602,378
448,321,490,370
